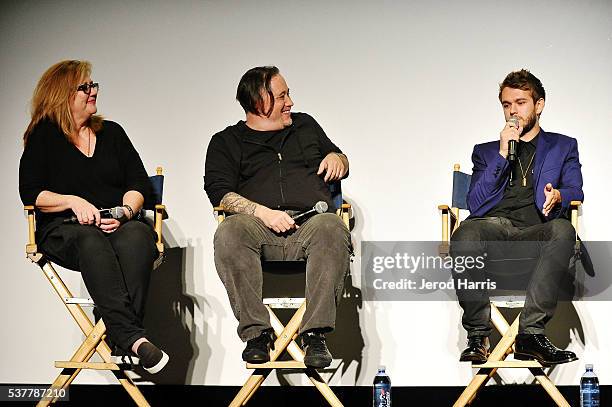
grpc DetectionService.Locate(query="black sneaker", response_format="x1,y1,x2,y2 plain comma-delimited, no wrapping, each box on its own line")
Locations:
301,331,332,368
242,329,275,363
136,342,169,374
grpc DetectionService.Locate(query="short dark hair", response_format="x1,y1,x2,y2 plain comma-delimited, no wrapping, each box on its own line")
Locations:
236,66,279,117
498,69,545,103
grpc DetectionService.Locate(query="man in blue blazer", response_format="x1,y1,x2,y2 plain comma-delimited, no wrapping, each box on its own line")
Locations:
451,70,583,365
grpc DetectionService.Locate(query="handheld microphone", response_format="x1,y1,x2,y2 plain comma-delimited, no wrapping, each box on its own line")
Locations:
64,206,125,223
507,117,519,164
291,201,328,221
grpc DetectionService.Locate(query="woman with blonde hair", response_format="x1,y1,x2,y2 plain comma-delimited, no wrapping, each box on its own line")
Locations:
19,60,168,374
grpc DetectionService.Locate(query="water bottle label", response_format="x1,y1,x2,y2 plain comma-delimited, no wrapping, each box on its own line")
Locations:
580,388,600,407
374,385,391,407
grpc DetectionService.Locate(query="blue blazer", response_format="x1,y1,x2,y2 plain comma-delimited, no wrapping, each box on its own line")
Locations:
467,130,583,220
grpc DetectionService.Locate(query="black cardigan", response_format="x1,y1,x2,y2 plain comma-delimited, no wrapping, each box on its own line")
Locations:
19,119,150,237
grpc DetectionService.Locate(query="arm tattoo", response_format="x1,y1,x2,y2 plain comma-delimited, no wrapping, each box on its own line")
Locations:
220,192,258,215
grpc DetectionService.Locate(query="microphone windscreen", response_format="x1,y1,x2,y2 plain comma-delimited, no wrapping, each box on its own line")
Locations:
110,206,125,219
314,201,328,214
508,117,520,128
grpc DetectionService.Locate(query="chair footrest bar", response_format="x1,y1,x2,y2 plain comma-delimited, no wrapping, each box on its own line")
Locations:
472,360,543,368
27,253,43,262
55,361,122,370
246,361,306,369
64,297,94,305
490,300,525,308
263,298,305,308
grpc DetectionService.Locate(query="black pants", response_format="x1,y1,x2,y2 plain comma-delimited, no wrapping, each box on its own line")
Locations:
40,220,158,351
450,217,575,337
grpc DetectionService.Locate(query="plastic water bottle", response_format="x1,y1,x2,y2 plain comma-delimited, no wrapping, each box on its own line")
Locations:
373,366,391,407
580,364,600,407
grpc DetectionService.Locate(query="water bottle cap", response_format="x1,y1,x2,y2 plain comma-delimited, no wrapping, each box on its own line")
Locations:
378,365,386,372
585,363,593,370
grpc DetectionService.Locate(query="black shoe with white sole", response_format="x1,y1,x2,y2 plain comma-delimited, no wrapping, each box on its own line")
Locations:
136,342,169,374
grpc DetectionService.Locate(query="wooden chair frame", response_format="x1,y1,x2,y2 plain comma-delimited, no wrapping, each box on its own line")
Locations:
24,167,166,407
214,203,350,407
439,164,580,407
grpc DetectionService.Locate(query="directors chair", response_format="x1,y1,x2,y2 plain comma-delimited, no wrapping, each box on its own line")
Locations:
214,184,350,407
24,167,167,407
439,164,581,407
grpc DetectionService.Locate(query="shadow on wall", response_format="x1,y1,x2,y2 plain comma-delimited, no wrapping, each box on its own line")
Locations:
271,196,368,385
338,197,385,384
137,244,201,384
326,266,365,382
325,196,366,384
454,283,586,385
484,302,585,354
487,302,584,384
134,197,371,385
263,258,366,386
453,243,589,367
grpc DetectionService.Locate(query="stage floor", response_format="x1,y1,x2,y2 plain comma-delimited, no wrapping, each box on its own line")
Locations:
8,384,607,406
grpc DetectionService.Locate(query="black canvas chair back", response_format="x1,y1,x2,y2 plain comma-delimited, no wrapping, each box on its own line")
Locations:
452,169,471,210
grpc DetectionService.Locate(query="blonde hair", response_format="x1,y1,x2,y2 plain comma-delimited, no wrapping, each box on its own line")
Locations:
23,60,103,145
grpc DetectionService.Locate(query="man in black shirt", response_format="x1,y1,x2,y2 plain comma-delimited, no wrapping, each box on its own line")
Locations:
451,70,583,366
485,134,541,227
204,66,351,368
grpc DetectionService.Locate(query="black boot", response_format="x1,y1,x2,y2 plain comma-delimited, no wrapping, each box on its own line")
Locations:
242,329,275,363
514,333,578,365
301,330,332,368
459,336,490,363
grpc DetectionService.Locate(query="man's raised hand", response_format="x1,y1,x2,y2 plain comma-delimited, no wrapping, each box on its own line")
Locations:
317,153,347,182
542,183,562,216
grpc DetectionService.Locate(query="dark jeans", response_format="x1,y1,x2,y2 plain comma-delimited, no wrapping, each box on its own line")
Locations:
214,213,351,342
450,217,575,337
40,220,158,351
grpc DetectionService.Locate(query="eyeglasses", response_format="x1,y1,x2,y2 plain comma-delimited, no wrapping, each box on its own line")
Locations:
76,81,99,95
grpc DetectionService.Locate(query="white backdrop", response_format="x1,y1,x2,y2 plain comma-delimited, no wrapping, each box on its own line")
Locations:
1,0,611,386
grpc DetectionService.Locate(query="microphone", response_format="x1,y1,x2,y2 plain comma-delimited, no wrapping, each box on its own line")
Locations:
64,206,125,223
291,201,328,221
507,117,519,164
